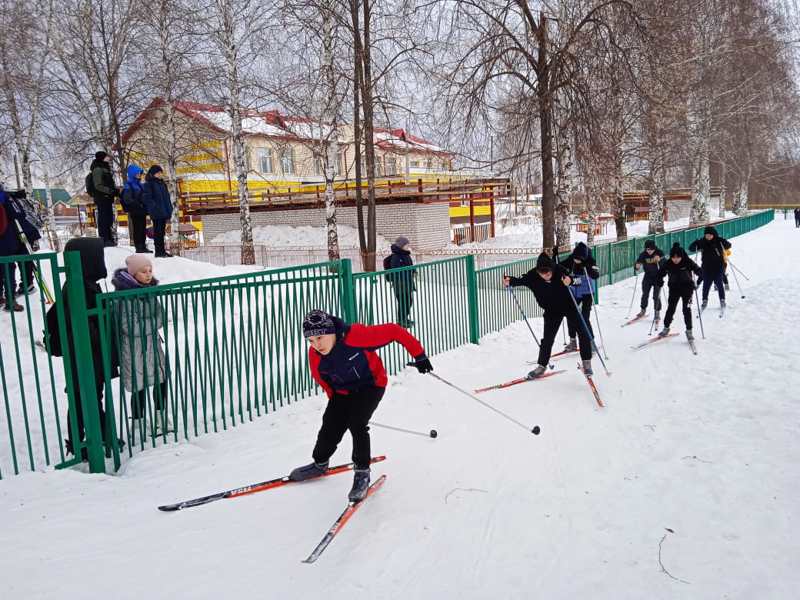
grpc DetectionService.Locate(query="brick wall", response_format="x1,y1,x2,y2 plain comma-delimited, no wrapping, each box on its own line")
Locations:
201,202,451,249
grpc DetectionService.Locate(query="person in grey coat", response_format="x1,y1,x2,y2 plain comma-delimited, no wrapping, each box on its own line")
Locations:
111,253,168,433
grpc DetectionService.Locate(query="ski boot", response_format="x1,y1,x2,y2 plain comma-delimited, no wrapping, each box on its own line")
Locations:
686,329,694,342
289,460,329,481
563,337,578,352
348,469,371,502
527,364,547,379
581,360,594,377
720,299,726,308
658,326,671,338
635,309,646,318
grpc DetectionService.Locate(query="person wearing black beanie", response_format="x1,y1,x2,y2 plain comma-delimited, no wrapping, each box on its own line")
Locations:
688,225,732,310
87,150,120,247
634,239,666,321
503,252,594,376
558,242,600,352
655,243,702,340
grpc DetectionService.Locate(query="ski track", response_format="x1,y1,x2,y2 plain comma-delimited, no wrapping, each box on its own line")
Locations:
1,217,799,599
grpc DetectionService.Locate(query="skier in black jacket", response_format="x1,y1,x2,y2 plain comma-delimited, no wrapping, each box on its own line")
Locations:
558,242,599,352
689,226,731,310
503,252,594,376
656,243,702,341
634,240,665,320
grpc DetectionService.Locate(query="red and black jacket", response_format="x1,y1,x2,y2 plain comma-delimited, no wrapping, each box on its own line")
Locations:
308,317,425,398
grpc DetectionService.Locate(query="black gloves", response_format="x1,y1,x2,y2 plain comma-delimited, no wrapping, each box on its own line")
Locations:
414,353,433,374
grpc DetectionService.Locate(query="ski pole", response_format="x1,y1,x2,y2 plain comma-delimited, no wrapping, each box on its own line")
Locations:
727,260,750,281
370,421,438,439
566,285,611,376
627,270,640,317
425,371,538,436
507,287,540,347
585,268,609,360
693,283,706,340
728,263,746,299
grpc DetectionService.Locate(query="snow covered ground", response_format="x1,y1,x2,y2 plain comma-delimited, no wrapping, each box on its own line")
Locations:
1,216,799,599
455,212,739,250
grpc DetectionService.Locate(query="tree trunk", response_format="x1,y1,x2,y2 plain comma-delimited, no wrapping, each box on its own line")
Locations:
647,162,665,234
612,157,627,240
221,4,254,265
718,162,727,218
360,0,377,272
165,102,183,256
690,140,710,225
537,12,556,249
43,167,59,251
322,2,340,263
733,165,750,215
350,0,367,270
553,128,572,251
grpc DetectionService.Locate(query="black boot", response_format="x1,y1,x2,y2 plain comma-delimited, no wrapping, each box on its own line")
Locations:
348,469,371,502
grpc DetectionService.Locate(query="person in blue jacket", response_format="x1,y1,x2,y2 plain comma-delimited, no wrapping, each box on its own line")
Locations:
121,164,150,254
141,165,174,258
0,185,41,312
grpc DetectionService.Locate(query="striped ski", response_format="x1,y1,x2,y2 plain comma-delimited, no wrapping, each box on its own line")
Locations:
158,456,387,512
302,474,387,564
577,363,604,408
631,332,679,350
474,369,567,393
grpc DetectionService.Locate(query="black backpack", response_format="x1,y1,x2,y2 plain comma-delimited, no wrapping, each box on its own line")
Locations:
383,255,393,270
85,171,95,196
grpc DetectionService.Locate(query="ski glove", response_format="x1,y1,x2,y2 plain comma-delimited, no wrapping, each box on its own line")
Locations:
414,353,433,374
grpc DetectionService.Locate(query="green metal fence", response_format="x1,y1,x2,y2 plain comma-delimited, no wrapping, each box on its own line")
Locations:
0,252,86,479
94,261,345,469
0,210,774,478
475,210,774,339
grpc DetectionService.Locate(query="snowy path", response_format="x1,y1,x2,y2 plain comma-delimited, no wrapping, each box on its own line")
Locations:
1,217,799,599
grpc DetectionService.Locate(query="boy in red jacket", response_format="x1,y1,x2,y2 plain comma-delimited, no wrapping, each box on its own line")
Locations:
290,310,433,501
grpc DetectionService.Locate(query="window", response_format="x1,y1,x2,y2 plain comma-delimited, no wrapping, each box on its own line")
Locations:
314,155,324,176
426,158,433,170
281,148,294,175
410,159,421,168
258,149,273,174
385,156,397,175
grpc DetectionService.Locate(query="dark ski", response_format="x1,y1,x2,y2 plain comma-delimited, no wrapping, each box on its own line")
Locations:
302,474,387,564
158,456,387,512
631,332,679,350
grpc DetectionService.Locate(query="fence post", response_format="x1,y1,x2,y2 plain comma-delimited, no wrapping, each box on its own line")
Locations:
63,251,106,473
465,255,480,344
339,258,358,323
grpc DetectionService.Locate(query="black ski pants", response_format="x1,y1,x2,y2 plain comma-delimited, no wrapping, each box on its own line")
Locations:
153,218,168,255
313,386,385,470
640,278,662,311
539,310,592,365
95,198,115,246
128,213,148,252
701,270,725,302
566,294,594,339
663,286,693,330
393,283,414,326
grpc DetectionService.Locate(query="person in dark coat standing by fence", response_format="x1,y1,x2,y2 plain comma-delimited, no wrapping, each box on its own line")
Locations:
45,237,120,459
142,165,174,257
387,236,416,327
121,164,150,254
794,207,800,228
88,151,120,247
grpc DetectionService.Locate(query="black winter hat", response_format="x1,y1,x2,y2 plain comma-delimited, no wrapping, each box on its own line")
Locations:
535,252,554,272
573,242,589,260
303,309,337,338
704,226,717,236
644,240,656,250
64,237,107,282
147,165,164,177
95,151,108,161
669,242,684,258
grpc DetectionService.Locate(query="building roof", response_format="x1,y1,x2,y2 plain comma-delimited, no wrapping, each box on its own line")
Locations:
31,188,71,205
123,98,450,156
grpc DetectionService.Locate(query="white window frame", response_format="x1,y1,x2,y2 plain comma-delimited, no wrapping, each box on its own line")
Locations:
258,148,273,174
281,147,295,175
